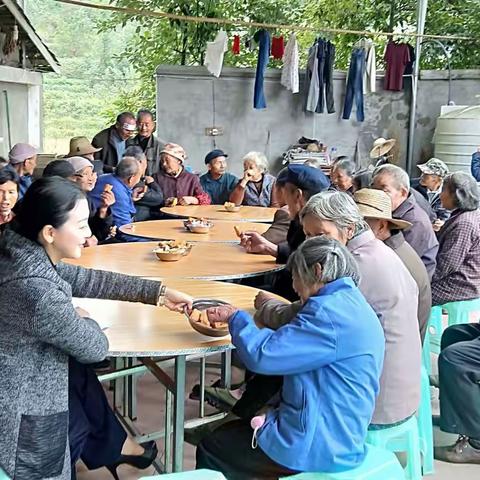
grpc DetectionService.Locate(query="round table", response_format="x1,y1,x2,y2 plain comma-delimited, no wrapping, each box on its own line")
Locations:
119,220,270,243
74,278,288,472
66,241,282,280
160,205,277,223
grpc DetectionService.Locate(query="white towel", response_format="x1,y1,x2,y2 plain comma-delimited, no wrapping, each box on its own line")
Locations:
204,30,228,78
281,34,299,94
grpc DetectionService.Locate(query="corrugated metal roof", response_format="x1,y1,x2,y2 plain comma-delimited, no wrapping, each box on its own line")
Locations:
0,0,60,73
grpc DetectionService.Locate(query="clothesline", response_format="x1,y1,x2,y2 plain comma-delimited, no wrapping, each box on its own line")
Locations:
55,0,476,42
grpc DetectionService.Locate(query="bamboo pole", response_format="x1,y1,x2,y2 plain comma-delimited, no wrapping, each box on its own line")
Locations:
55,0,476,42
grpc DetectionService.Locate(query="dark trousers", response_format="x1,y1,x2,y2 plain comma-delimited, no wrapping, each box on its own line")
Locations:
342,48,366,122
69,358,126,478
196,420,298,479
439,323,480,438
232,374,283,420
315,40,336,114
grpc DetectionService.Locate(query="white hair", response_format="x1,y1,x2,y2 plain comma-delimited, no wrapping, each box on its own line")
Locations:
372,164,410,190
300,190,368,237
242,151,269,173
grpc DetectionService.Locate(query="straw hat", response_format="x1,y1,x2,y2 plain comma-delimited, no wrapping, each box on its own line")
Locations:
354,188,412,230
369,138,396,158
67,136,101,157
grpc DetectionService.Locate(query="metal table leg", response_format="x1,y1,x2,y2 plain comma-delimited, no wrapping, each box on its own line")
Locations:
172,355,186,472
221,350,232,389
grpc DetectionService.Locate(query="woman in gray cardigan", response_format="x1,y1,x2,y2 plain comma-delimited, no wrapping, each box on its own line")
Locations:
0,177,193,480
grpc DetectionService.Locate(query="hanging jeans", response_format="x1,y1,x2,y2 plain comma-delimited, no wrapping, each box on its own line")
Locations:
254,29,271,109
342,48,366,122
315,40,336,114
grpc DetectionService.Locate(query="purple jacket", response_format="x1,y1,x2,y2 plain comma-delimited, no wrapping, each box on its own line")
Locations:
393,193,439,278
153,169,210,205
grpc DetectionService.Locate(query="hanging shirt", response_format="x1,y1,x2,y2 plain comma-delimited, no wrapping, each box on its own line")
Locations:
281,34,299,94
232,35,240,55
305,43,320,112
253,29,270,109
362,39,376,93
204,30,228,78
271,36,284,60
384,41,411,91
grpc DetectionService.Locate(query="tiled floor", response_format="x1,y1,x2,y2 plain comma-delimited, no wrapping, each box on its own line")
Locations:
76,357,479,479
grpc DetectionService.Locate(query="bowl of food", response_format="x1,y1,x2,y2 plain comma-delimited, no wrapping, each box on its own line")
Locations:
183,217,213,234
153,240,193,262
224,201,240,213
186,299,231,337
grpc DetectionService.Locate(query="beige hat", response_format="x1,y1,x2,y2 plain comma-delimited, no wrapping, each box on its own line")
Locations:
160,143,187,163
354,188,412,230
369,138,396,158
67,136,101,157
67,156,94,173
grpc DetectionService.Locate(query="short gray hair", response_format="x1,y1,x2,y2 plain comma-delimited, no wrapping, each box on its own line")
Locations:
287,236,360,287
242,151,269,173
124,146,146,163
444,171,480,211
332,157,356,178
300,190,369,237
115,157,140,179
372,164,410,190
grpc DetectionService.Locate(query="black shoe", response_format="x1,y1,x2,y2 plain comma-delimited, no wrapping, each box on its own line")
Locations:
189,379,243,401
434,435,480,464
106,441,158,480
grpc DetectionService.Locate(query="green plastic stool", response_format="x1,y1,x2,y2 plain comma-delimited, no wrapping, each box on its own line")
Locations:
429,299,480,357
284,445,404,479
140,469,226,479
0,468,10,480
366,415,422,480
417,366,434,475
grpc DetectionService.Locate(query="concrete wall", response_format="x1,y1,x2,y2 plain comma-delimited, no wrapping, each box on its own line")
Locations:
156,65,480,178
0,65,43,158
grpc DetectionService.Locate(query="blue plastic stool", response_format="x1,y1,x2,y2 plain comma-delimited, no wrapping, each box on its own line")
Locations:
284,445,404,479
417,366,434,475
427,305,443,359
366,415,422,480
429,299,480,357
140,470,226,479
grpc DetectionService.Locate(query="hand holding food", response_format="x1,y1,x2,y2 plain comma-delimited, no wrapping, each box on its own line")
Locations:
163,288,193,313
100,185,115,209
166,197,178,207
179,196,199,206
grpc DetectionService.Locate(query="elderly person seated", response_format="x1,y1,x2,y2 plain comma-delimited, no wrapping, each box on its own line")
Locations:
431,172,480,306
6,143,38,199
124,146,164,221
432,176,480,465
0,167,19,228
330,157,356,195
253,191,421,430
229,151,280,207
90,157,142,230
372,164,438,277
196,236,385,478
411,157,451,228
240,164,330,300
66,136,103,174
354,188,431,343
68,156,115,245
200,149,239,205
153,143,210,206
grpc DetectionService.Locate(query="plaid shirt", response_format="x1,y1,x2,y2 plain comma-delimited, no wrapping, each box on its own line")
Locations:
432,209,480,305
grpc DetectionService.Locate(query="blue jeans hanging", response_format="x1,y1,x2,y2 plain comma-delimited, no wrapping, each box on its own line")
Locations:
254,29,271,109
342,48,365,122
316,40,336,114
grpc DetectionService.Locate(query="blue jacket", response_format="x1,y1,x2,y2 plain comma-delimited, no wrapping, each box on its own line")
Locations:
199,172,238,205
230,277,385,473
89,174,135,228
472,152,480,181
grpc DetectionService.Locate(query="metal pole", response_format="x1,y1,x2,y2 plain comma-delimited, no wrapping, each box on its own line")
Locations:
172,355,186,472
406,0,428,174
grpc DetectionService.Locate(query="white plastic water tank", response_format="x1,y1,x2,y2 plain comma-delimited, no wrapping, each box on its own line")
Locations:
433,105,480,173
